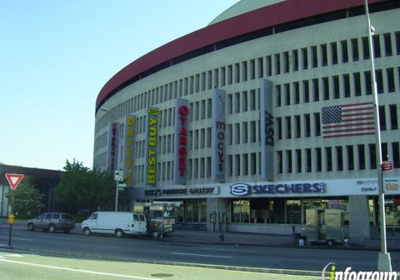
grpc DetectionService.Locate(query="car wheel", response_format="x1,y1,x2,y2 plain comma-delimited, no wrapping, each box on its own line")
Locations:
48,224,56,233
83,228,91,236
115,229,124,238
28,223,35,231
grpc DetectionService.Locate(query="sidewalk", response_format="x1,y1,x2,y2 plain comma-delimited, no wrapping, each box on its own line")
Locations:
2,218,400,251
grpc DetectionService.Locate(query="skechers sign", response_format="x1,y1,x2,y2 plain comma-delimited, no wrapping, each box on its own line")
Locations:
230,183,326,196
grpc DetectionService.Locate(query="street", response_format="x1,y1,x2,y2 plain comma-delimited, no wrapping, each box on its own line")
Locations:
1,223,400,277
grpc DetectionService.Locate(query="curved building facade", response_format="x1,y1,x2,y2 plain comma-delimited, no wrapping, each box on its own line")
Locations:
94,0,400,238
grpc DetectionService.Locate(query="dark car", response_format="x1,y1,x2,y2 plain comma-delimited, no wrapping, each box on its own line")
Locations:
27,212,75,233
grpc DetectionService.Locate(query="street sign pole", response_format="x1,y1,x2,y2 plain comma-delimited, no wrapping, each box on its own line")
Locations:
4,173,24,248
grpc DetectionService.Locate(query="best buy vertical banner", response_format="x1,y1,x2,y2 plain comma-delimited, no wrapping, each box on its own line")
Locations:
212,88,226,183
124,115,135,187
144,107,159,186
260,79,274,181
174,99,189,185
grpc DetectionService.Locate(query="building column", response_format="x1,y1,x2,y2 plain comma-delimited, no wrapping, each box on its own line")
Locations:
349,195,371,240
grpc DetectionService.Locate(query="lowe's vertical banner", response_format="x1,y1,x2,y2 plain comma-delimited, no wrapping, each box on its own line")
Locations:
123,115,135,187
144,107,159,186
212,88,226,182
260,79,274,181
108,122,119,172
174,99,189,184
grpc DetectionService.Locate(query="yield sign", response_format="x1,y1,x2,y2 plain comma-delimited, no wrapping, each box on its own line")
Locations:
5,173,24,190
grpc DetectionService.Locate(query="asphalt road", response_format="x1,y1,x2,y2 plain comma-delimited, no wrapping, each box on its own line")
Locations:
1,226,399,275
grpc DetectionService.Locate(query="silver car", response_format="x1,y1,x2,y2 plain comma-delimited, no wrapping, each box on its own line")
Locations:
27,212,75,233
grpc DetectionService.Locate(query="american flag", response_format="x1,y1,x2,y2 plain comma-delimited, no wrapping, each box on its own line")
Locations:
321,102,375,139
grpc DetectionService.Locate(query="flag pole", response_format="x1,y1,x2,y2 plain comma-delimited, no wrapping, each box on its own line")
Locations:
362,0,392,272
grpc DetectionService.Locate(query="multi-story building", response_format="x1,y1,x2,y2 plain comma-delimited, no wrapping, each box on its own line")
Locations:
94,0,400,239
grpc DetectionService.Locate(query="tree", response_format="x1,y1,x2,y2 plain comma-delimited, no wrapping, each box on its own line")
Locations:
6,184,44,216
53,160,119,214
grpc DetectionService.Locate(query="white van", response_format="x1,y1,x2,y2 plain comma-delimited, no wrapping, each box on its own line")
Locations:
81,212,147,237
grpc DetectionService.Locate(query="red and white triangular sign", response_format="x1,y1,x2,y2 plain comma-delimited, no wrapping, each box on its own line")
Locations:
5,173,24,190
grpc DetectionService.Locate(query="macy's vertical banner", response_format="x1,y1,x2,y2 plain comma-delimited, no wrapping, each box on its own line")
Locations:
212,88,226,182
144,107,159,186
260,78,274,181
123,115,135,187
174,99,189,185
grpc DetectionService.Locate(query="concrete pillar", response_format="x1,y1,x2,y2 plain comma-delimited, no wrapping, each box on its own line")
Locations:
349,195,371,240
207,198,229,232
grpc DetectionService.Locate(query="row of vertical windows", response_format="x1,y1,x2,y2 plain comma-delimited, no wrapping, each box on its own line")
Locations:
277,142,400,174
276,67,400,107
276,104,398,140
98,31,400,131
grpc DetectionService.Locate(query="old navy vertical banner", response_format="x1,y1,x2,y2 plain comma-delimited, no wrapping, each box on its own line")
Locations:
260,79,274,181
174,99,189,184
144,107,159,186
123,115,135,187
212,88,226,182
108,122,119,172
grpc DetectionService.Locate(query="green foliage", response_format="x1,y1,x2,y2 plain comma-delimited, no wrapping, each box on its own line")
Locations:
53,159,119,214
6,184,44,216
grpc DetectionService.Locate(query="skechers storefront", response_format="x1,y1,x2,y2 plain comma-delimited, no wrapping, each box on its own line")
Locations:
132,177,400,239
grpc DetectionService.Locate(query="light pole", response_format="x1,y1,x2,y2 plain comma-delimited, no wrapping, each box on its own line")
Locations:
362,0,392,272
101,107,121,212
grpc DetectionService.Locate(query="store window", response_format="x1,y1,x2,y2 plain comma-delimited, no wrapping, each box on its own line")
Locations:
232,200,250,223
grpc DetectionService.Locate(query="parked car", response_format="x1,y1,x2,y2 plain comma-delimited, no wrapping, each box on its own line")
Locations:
27,212,75,233
81,211,147,237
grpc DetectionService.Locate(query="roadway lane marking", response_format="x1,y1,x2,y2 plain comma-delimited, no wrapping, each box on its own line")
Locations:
170,252,232,259
0,236,33,241
201,247,257,253
0,258,163,280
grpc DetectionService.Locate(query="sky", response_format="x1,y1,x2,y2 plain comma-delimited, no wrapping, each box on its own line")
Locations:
0,0,239,171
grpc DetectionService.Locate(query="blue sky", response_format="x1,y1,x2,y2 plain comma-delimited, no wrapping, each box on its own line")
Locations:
0,0,239,170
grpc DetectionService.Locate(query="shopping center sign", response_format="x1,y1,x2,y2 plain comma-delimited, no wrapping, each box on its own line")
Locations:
230,182,326,196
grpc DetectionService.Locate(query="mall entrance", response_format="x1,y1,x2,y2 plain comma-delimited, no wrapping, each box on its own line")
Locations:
179,200,207,230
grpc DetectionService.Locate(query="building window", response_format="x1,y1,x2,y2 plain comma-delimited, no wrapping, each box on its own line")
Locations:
277,117,282,140
336,146,343,171
333,76,340,99
296,149,302,173
306,148,312,173
369,144,377,169
285,83,291,105
295,115,301,138
285,116,292,139
331,42,338,65
347,145,354,171
304,114,311,137
392,142,400,168
358,144,366,170
323,77,329,100
379,106,386,131
362,37,370,59
341,40,349,63
321,44,328,66
314,113,321,137
284,51,290,73
275,53,281,75
286,150,293,173
326,147,332,172
316,148,322,172
365,71,372,95
276,85,282,107
351,38,359,61
373,35,381,58
354,73,361,96
387,68,395,92
389,104,398,130
303,80,309,103
384,33,392,56
293,49,299,71
294,82,300,104
343,74,350,98
277,151,283,174
311,46,318,68
302,48,308,70
313,79,319,101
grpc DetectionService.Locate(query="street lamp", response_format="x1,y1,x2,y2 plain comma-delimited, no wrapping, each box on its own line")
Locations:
363,0,392,272
101,106,121,212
